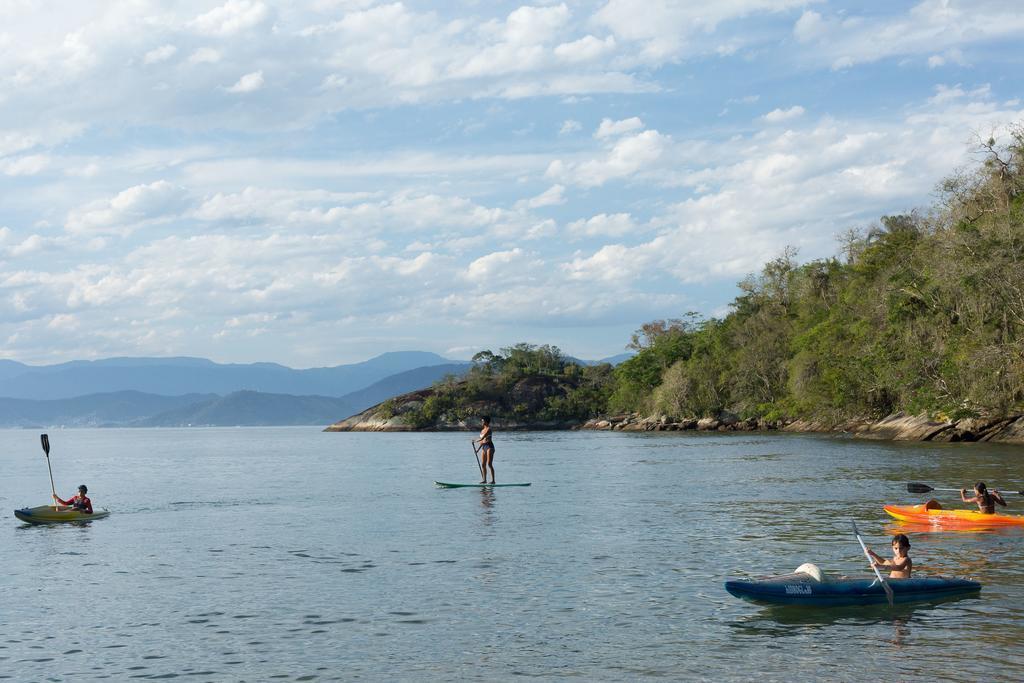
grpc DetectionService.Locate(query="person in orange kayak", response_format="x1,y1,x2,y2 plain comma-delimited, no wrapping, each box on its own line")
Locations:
53,484,93,514
867,534,912,578
473,416,495,484
960,482,1006,514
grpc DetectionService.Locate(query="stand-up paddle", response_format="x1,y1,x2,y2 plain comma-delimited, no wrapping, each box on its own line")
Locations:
40,434,58,510
907,482,1024,495
471,441,484,481
852,520,893,607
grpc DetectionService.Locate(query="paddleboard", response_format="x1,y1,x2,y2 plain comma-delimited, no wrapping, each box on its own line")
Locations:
14,506,111,524
434,481,531,488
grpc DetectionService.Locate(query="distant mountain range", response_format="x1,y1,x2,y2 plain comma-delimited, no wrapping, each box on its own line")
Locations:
0,363,469,428
0,351,458,400
593,353,633,366
0,351,630,427
0,391,217,428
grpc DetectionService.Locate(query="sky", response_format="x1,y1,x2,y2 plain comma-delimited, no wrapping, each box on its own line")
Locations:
1,0,1023,368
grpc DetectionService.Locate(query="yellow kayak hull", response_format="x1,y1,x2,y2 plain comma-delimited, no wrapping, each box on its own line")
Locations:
885,500,1024,527
14,505,110,524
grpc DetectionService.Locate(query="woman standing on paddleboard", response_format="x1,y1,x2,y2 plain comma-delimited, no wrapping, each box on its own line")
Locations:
474,416,495,484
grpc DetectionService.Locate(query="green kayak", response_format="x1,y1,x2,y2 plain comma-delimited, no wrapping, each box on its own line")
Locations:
15,505,110,524
434,481,531,488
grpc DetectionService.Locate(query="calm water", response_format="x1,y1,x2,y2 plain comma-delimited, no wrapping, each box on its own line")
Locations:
2,428,1023,681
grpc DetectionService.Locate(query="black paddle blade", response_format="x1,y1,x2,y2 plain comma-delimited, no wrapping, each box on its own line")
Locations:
40,433,50,456
906,483,933,494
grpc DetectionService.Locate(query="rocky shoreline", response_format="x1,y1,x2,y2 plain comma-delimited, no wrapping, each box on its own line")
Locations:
577,411,1024,443
325,404,1024,444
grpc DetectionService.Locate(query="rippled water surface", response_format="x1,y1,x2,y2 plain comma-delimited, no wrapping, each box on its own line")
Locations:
3,428,1023,681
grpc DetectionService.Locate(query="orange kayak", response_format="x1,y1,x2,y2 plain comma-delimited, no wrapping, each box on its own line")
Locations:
884,499,1024,527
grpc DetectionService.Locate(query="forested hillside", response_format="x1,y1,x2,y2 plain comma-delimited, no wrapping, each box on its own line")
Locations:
613,125,1024,424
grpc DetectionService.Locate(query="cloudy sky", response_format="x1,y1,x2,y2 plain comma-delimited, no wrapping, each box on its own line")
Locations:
1,0,1022,367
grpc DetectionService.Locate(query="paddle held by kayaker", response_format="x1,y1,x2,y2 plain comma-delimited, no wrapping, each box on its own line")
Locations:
867,534,912,579
473,416,495,484
53,484,93,514
961,482,1006,514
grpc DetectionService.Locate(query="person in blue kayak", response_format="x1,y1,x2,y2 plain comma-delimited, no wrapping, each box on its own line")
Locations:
867,533,912,578
52,484,93,514
960,482,1006,514
473,416,495,484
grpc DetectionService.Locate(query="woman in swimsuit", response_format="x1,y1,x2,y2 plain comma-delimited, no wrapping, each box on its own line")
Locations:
961,481,1006,514
474,416,495,484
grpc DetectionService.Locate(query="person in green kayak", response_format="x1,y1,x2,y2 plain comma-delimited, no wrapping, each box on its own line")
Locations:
52,484,93,515
867,534,912,579
473,416,495,484
960,482,1006,514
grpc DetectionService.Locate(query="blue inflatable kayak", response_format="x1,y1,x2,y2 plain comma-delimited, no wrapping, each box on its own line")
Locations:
725,571,980,607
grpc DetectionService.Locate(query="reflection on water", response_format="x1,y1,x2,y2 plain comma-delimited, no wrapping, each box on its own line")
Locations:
732,593,982,630
887,520,1024,535
478,486,495,523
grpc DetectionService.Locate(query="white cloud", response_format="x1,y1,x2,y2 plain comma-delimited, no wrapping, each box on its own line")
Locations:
565,243,649,283
46,313,80,331
227,70,265,93
188,48,222,65
927,83,990,106
554,35,616,63
66,181,191,235
0,132,39,157
8,234,46,257
525,218,557,240
560,119,582,135
831,56,855,71
143,45,177,65
547,128,668,187
567,213,638,238
791,2,1024,70
793,10,826,43
466,248,528,282
516,185,566,210
762,106,805,122
595,0,810,63
191,0,269,37
928,48,965,68
1,154,49,176
594,116,644,138
503,4,571,45
319,73,348,90
193,187,528,247
66,162,101,178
